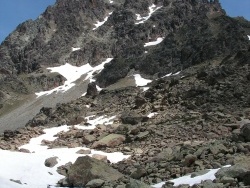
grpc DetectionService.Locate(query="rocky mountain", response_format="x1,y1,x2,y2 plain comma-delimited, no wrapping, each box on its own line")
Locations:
0,0,250,187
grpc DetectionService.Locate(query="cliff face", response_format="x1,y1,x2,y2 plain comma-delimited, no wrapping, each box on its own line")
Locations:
0,0,249,110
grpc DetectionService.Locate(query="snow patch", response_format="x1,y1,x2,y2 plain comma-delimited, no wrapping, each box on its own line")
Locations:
161,71,181,78
135,4,162,25
93,12,113,30
35,58,113,97
144,37,164,47
0,115,128,188
72,47,81,52
152,165,231,188
109,0,114,3
134,74,152,87
147,112,158,118
248,35,250,40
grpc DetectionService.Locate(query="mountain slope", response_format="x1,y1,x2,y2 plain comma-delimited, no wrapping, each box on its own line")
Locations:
0,0,249,130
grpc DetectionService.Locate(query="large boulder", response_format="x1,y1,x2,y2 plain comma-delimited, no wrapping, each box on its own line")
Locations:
216,156,250,185
92,134,125,148
67,156,124,186
86,82,98,97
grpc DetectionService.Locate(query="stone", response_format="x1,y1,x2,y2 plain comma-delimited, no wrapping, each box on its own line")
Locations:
136,131,149,140
67,156,123,186
86,82,98,97
240,123,250,142
216,156,250,185
4,130,16,140
57,162,72,176
44,157,58,168
209,144,228,155
92,154,108,162
92,134,125,148
10,179,22,184
120,112,149,125
219,176,236,184
82,135,96,144
184,154,197,167
76,149,91,154
86,179,105,188
19,148,30,153
130,167,147,179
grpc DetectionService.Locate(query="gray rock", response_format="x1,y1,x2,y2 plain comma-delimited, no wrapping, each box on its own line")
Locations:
92,134,125,148
76,149,91,154
121,112,149,125
67,156,123,186
44,157,58,168
86,82,98,97
86,179,105,188
130,167,147,179
240,123,250,142
184,154,197,167
209,144,228,155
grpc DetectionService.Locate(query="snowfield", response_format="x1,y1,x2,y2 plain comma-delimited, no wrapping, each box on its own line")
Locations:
93,12,113,30
135,4,162,25
0,115,129,188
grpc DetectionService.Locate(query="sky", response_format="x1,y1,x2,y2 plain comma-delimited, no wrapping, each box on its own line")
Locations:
0,0,250,43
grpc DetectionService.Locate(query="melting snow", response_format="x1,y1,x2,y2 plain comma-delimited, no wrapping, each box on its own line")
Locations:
72,47,81,52
135,4,162,25
144,37,164,47
93,12,113,30
134,74,152,87
152,165,231,188
161,71,181,78
0,115,129,188
35,58,113,97
147,112,158,118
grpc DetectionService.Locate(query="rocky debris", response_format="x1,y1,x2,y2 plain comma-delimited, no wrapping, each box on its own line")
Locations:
0,127,44,151
0,0,250,187
44,157,58,168
63,156,124,187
